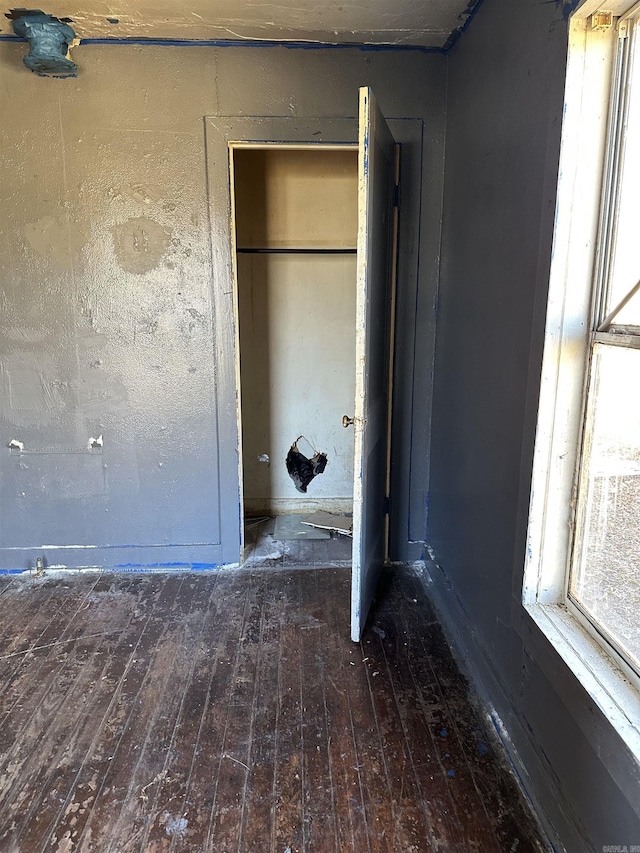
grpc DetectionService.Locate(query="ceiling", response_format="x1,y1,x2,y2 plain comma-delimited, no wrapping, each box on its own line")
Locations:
1,1,478,49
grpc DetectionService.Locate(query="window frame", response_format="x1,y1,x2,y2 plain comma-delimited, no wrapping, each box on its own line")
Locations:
524,3,640,761
566,13,640,688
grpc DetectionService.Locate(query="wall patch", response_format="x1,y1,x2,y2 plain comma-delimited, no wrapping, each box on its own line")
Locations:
112,217,172,275
24,215,88,270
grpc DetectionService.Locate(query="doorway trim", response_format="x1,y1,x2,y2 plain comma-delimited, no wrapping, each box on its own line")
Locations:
205,118,360,564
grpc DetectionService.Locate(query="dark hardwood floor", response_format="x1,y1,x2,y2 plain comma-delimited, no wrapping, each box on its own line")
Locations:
0,565,548,852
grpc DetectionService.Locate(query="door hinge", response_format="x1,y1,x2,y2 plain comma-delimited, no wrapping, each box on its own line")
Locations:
591,11,613,31
384,495,391,516
393,183,400,210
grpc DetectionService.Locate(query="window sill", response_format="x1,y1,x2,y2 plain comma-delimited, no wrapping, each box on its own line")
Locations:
524,601,640,764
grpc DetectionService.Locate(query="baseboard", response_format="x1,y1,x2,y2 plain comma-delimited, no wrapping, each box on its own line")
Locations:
244,498,353,515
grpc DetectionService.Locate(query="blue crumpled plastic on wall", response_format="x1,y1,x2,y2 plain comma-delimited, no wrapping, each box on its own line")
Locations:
12,11,77,78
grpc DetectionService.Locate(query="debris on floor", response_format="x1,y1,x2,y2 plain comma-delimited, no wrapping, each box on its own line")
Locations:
244,516,270,530
301,510,353,537
273,514,330,540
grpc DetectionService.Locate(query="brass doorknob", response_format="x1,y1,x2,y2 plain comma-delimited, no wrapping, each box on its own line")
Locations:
343,415,354,428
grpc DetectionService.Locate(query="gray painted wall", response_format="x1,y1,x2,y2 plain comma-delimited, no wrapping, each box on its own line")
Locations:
428,0,640,849
0,42,444,569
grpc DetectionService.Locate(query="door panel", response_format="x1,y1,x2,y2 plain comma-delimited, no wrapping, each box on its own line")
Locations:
351,88,397,641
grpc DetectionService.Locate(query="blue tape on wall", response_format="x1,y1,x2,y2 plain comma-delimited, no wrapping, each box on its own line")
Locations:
0,32,446,54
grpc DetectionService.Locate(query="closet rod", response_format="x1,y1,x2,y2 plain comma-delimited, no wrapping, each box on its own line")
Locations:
236,247,357,255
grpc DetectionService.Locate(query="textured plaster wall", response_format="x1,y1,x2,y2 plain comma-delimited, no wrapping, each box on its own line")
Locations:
0,42,445,568
0,0,476,47
428,0,640,848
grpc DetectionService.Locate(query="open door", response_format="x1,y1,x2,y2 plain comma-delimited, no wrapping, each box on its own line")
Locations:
351,88,398,642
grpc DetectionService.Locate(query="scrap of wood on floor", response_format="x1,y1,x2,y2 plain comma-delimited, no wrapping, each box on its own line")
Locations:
301,509,353,536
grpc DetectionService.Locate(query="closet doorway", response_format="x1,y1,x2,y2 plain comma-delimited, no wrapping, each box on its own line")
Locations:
232,145,358,564
214,88,398,640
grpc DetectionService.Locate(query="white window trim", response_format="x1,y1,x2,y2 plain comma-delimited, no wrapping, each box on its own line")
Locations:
523,6,640,763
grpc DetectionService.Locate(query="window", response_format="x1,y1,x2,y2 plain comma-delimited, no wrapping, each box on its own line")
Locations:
569,12,640,682
524,3,640,757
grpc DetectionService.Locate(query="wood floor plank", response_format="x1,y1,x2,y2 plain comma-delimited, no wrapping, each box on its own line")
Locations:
231,571,275,853
205,571,266,851
271,572,305,853
298,569,339,853
329,568,400,853
240,570,286,853
320,568,371,853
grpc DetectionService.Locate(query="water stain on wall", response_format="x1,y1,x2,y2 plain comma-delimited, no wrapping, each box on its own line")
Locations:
23,215,88,270
112,217,171,275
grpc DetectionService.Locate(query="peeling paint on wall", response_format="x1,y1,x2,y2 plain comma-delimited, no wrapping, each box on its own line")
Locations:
112,217,171,274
